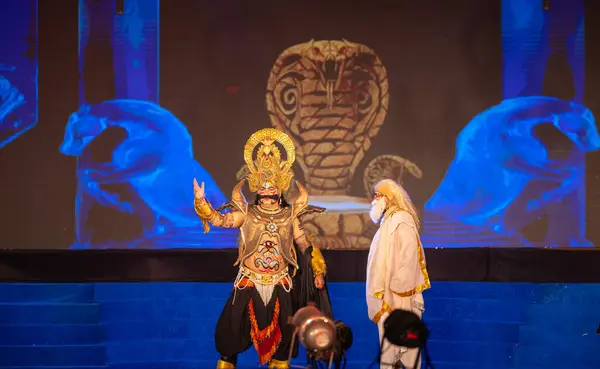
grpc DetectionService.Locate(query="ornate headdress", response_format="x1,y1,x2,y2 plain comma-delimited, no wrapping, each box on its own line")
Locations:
244,128,296,193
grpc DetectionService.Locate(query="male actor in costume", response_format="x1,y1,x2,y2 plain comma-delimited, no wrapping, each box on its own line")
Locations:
366,179,430,369
193,128,330,369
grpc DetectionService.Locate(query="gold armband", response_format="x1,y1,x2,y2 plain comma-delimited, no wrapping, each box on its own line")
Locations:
194,198,216,233
310,246,327,277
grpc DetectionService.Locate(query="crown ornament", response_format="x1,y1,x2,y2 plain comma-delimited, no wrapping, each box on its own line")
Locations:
243,128,296,192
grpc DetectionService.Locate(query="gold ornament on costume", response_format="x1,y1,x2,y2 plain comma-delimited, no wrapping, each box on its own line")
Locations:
244,128,296,193
236,164,299,201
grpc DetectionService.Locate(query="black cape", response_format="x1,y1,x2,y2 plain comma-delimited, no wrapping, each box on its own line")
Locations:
291,242,334,318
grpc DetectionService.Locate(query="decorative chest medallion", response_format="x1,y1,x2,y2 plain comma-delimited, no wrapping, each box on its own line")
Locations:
265,221,278,234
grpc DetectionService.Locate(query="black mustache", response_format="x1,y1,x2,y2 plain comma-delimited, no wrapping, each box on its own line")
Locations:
257,194,279,201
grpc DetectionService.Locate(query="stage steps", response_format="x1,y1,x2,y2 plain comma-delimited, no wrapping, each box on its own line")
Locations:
93,282,535,368
512,284,600,368
0,282,598,368
0,283,107,368
331,283,528,368
95,283,231,367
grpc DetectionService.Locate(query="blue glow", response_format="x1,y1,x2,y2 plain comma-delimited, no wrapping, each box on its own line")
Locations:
78,0,160,104
501,0,549,99
0,282,598,368
0,0,38,148
422,0,591,248
59,99,233,249
73,0,234,248
502,0,584,102
77,0,88,104
61,0,596,248
112,0,160,102
425,97,599,247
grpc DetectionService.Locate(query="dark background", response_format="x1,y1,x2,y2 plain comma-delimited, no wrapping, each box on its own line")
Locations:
0,0,79,248
1,0,599,248
159,0,502,203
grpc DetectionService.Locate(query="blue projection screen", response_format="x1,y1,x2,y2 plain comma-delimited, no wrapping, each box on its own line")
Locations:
0,0,597,249
0,0,38,148
424,0,590,248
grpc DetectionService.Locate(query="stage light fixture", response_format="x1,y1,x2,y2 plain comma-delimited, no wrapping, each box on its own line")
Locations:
292,305,337,352
376,309,433,369
310,320,353,369
288,304,337,368
383,309,429,349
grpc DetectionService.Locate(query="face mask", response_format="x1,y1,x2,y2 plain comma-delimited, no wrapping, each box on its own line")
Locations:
370,197,386,224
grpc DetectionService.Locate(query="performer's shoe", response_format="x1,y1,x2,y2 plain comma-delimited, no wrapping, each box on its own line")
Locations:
268,359,290,369
216,359,235,369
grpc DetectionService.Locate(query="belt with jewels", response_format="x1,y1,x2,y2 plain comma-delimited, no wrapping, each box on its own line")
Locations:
234,266,292,287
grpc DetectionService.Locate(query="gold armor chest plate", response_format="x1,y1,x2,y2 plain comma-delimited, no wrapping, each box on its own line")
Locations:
237,205,298,269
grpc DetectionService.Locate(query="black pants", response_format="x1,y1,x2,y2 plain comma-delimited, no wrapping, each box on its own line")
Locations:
215,284,294,365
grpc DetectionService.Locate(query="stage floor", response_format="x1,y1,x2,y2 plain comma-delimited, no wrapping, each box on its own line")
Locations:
0,282,599,369
1,248,599,368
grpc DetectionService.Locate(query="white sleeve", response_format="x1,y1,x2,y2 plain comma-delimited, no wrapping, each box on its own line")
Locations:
388,212,430,297
366,231,391,323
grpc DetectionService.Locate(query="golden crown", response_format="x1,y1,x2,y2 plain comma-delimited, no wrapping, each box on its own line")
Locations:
244,128,296,193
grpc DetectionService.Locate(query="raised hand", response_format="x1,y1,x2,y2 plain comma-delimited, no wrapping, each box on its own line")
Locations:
193,178,205,200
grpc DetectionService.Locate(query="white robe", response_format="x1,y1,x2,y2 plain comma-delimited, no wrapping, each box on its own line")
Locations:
366,210,430,369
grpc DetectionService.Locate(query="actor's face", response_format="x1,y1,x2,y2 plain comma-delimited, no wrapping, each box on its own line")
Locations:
370,193,387,224
257,186,279,205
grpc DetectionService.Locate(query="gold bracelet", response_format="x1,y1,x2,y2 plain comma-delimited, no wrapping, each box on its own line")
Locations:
194,198,215,219
310,246,327,277
194,198,215,233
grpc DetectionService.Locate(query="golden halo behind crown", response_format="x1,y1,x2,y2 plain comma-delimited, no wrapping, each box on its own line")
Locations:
243,128,296,192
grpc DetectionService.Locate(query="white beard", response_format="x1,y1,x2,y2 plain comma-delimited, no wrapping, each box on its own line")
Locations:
369,198,386,224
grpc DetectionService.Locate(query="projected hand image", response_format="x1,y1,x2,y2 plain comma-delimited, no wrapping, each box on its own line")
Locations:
0,0,38,148
60,99,231,249
0,73,26,145
425,96,600,247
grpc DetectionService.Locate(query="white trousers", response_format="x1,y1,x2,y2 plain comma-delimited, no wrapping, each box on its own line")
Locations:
377,294,424,369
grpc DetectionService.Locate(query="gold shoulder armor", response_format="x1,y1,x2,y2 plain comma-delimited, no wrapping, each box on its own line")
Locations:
292,180,325,220
292,180,309,217
231,179,248,214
